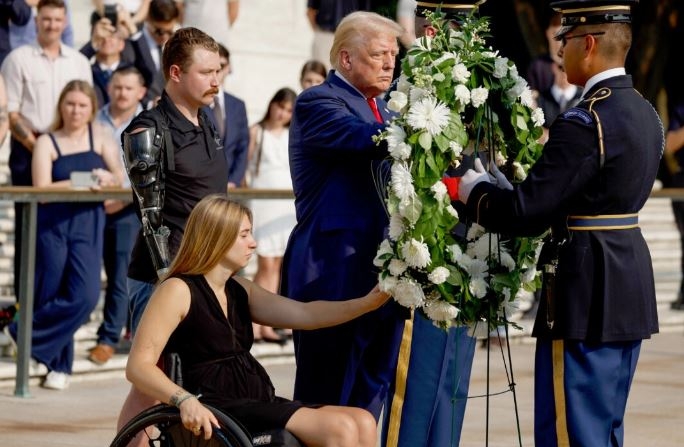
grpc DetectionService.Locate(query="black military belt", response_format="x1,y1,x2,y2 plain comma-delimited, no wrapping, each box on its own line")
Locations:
567,213,638,230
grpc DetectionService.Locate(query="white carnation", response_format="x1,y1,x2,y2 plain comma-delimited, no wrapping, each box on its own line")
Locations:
519,88,535,108
466,258,489,279
470,277,488,298
452,63,470,83
393,278,426,308
468,233,500,260
507,76,528,102
500,251,516,272
448,243,464,263
531,107,545,127
450,141,464,158
409,87,430,104
390,142,412,161
387,90,409,113
428,266,450,284
388,258,408,276
493,57,509,79
467,223,485,240
386,124,406,149
406,96,451,136
388,213,405,241
430,180,447,202
424,301,460,322
379,274,398,293
401,238,431,268
471,87,489,108
390,162,415,202
454,84,471,106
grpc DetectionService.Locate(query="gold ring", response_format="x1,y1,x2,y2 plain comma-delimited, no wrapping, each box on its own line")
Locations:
192,426,201,434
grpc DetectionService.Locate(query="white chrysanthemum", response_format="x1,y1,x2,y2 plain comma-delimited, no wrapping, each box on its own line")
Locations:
397,73,411,94
373,239,393,267
379,274,398,293
519,88,535,108
450,141,464,158
506,76,528,102
448,243,464,263
468,233,501,260
387,90,409,113
454,84,471,106
467,223,486,240
512,161,527,180
452,63,470,83
430,180,447,202
388,259,408,276
446,204,459,219
401,238,431,269
393,278,426,308
531,107,545,127
388,213,405,241
428,266,450,284
471,87,489,108
466,258,489,279
493,57,509,79
424,300,460,322
470,277,488,298
386,124,406,149
409,87,430,105
398,198,422,224
389,142,411,161
500,251,516,272
406,97,451,136
390,162,415,202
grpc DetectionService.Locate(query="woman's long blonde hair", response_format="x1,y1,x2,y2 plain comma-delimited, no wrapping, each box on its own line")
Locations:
163,194,252,279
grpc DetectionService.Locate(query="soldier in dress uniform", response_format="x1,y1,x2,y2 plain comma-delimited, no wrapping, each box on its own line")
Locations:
454,1,663,445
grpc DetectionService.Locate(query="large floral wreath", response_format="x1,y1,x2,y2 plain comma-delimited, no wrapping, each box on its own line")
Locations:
373,12,546,332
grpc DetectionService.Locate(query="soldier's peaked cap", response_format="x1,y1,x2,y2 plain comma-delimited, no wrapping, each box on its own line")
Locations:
551,0,639,40
415,1,487,18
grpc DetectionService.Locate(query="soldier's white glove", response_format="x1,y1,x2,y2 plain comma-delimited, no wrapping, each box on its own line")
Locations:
490,161,513,191
458,158,491,203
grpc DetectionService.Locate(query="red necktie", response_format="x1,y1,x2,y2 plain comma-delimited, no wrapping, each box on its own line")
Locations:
367,98,383,123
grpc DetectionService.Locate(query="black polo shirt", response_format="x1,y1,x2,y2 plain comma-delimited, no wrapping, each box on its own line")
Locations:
125,91,228,283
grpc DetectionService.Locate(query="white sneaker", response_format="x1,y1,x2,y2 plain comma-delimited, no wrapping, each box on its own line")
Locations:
42,371,70,390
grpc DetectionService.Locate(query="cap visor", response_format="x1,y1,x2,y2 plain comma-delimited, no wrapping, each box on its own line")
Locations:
554,25,574,41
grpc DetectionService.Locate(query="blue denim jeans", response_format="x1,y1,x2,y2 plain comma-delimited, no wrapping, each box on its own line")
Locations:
127,277,156,335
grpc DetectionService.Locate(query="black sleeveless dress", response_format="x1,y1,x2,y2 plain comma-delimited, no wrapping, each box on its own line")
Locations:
165,275,315,433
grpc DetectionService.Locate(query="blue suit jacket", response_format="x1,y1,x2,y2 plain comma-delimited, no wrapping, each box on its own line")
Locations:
204,91,249,185
282,71,389,301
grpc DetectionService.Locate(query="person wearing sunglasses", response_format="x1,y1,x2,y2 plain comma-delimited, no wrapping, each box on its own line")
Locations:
130,0,179,108
455,1,662,446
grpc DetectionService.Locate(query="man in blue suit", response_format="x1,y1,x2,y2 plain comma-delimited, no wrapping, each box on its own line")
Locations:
281,11,407,420
209,43,249,188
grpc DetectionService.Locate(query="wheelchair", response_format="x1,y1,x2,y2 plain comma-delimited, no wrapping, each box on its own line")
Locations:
109,402,303,447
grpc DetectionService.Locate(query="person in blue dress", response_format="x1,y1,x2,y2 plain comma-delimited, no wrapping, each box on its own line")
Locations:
6,80,125,390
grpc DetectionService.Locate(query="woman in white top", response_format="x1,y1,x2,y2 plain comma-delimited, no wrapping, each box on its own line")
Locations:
247,87,297,343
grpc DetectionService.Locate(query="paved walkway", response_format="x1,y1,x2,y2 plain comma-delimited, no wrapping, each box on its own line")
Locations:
0,330,682,447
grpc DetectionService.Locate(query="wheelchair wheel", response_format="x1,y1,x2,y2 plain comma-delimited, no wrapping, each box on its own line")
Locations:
110,403,253,447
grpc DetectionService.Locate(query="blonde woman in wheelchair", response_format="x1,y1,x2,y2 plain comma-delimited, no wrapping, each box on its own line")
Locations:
125,194,389,447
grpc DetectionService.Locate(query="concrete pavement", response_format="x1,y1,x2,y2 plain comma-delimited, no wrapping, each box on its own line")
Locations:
0,330,682,447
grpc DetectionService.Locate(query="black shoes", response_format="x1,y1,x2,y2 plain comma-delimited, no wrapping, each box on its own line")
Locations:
0,304,18,330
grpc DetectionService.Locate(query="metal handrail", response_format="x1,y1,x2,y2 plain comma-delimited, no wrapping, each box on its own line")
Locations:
1,185,681,397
